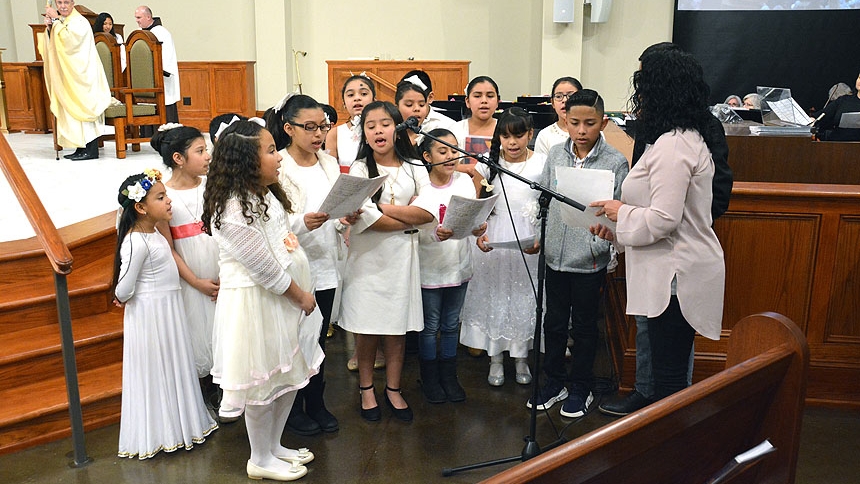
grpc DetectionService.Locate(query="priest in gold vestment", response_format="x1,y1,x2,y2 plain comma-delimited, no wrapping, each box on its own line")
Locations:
38,0,111,160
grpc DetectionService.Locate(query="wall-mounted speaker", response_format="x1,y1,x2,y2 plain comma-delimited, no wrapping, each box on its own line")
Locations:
590,0,612,23
553,0,574,23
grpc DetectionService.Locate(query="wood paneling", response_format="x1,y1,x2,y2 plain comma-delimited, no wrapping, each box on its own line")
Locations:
726,134,860,184
606,182,860,408
177,61,256,132
326,60,470,122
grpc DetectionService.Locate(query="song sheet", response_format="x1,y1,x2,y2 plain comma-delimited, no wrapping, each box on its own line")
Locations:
318,174,387,219
440,194,498,239
555,167,616,231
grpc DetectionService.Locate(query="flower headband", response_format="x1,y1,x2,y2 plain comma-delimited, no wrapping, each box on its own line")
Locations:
213,116,266,140
121,168,163,206
403,75,428,92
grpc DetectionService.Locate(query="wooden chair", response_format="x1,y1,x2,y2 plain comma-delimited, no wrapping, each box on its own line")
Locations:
103,30,166,159
482,312,809,484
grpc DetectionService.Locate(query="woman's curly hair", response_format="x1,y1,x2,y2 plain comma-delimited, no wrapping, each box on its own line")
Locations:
201,120,291,233
629,43,712,145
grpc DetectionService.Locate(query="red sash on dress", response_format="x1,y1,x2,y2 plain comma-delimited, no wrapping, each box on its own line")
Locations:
170,221,204,240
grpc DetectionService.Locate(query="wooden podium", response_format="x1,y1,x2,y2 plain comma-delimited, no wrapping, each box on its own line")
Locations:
326,60,469,122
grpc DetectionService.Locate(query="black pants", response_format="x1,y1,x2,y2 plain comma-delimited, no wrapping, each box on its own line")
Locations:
542,267,606,388
647,296,696,400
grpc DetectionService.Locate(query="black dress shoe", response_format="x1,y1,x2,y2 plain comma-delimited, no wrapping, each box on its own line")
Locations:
384,386,413,422
68,149,98,161
598,391,653,417
359,385,381,422
309,407,339,432
286,410,321,436
63,148,85,159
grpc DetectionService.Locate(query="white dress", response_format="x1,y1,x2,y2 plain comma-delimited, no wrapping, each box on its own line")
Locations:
210,192,324,417
166,182,218,377
116,231,218,459
534,122,569,156
338,159,430,335
279,150,342,292
335,122,361,169
459,153,547,358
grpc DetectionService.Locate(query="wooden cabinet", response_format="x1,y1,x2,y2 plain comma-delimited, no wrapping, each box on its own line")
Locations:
326,60,470,122
176,61,256,132
1,63,51,133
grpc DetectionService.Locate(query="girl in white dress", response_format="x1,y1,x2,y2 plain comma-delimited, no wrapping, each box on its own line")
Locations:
112,169,218,460
325,74,377,171
460,108,547,387
151,125,220,408
266,93,354,435
451,76,500,185
339,101,436,422
202,120,323,481
533,77,582,156
396,78,429,146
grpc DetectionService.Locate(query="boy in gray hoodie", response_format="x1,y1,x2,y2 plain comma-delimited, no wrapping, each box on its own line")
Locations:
526,89,628,418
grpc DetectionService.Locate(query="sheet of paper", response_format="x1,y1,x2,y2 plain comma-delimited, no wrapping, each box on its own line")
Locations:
555,167,616,231
440,194,498,239
486,235,535,251
318,174,387,220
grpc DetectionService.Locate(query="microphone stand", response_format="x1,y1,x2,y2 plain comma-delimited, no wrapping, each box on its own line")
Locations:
405,124,586,477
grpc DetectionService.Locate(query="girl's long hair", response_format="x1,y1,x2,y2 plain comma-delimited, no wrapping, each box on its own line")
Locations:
202,120,291,233
354,101,419,203
480,108,533,199
111,173,147,297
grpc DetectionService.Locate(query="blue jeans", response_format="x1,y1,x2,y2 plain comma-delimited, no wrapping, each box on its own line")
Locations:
634,315,695,398
420,283,469,360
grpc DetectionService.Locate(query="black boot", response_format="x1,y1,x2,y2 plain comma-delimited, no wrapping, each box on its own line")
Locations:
419,359,447,404
63,147,85,159
285,389,321,436
439,357,466,402
69,139,99,160
305,377,339,433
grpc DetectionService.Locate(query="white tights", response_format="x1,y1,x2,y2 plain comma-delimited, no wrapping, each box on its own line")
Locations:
245,391,301,471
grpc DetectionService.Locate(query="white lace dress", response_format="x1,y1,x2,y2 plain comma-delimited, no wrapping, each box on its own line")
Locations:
210,192,324,418
459,153,547,358
116,231,218,459
166,182,218,377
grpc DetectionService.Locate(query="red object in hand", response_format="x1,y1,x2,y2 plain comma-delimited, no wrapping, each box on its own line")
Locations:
439,204,447,224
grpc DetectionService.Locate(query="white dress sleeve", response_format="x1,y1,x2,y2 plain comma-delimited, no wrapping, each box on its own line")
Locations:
216,199,293,295
115,233,146,302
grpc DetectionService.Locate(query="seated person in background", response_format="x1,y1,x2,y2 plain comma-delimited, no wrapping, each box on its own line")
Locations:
723,94,742,108
815,71,860,141
742,93,760,110
94,12,125,72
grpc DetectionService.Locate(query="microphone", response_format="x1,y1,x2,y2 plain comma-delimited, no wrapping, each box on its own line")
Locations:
395,116,420,133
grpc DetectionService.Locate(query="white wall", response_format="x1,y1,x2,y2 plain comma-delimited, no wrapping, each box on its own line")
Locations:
0,1,674,111
288,0,544,106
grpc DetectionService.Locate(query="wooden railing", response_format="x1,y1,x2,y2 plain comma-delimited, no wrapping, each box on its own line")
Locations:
0,132,89,466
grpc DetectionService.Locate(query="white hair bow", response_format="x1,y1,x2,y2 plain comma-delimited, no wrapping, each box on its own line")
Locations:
403,75,427,92
272,92,299,112
213,116,266,140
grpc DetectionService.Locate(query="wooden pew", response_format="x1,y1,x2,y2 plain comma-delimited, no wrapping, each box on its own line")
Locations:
481,312,809,484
